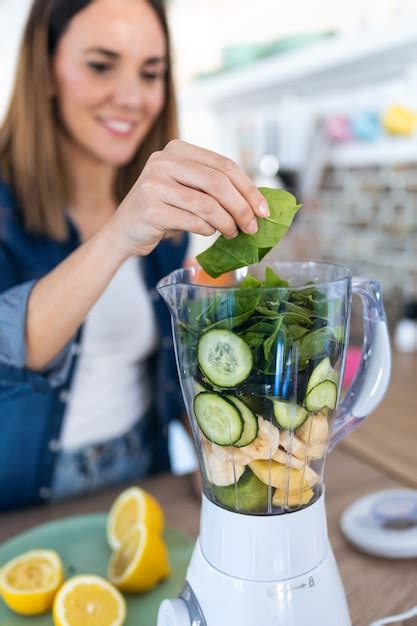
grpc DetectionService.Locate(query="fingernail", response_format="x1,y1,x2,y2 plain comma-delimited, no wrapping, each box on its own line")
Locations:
246,218,258,234
258,201,270,217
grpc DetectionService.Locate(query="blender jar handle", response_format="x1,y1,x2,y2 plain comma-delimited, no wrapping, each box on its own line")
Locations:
329,278,391,451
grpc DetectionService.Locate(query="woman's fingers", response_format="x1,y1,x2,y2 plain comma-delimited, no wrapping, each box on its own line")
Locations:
115,141,271,257
154,202,217,238
157,155,259,235
164,140,269,221
155,179,239,239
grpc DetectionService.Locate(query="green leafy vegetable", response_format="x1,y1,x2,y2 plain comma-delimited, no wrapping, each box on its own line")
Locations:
196,232,259,279
298,326,344,366
196,188,301,278
251,188,302,249
240,274,264,288
264,266,289,288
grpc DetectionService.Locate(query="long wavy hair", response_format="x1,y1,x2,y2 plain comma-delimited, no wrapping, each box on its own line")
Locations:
0,0,177,240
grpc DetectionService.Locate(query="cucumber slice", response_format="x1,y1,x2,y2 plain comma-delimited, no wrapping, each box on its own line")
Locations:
197,329,253,388
273,400,308,430
226,396,258,447
193,392,243,445
213,469,269,513
306,357,338,395
305,381,337,412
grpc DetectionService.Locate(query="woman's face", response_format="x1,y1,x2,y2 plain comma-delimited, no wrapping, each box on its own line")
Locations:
52,0,167,168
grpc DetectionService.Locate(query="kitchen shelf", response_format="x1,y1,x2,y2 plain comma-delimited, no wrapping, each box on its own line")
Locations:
180,21,417,109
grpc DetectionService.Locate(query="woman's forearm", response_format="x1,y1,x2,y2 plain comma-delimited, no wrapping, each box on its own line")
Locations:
26,223,129,371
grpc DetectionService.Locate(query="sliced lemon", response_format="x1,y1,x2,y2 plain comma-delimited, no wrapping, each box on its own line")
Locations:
52,575,126,626
0,549,64,615
107,486,164,550
108,523,171,593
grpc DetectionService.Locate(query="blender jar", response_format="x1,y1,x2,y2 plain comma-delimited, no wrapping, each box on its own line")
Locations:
157,260,390,517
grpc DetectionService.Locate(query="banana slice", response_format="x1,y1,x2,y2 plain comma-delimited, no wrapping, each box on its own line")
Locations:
296,413,329,446
273,449,319,487
239,416,280,460
279,430,306,459
306,443,327,460
202,438,245,486
210,442,253,465
279,429,327,461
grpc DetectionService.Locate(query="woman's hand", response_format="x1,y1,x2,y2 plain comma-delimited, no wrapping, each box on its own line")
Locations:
109,140,270,258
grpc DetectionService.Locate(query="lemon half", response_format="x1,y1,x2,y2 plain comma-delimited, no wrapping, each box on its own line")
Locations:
53,574,126,626
108,523,170,593
107,487,164,550
0,549,64,615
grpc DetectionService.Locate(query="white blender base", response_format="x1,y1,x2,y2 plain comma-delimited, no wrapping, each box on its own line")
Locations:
158,493,351,626
158,540,351,626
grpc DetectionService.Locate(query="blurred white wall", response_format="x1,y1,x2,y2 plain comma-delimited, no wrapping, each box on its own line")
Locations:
0,0,32,120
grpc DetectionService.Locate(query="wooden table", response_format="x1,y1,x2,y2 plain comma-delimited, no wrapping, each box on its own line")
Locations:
341,351,417,488
1,353,417,626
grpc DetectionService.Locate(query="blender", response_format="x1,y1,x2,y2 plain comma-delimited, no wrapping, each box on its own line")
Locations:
156,260,391,626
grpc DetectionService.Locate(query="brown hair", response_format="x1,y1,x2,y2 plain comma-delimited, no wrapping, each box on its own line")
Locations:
0,0,177,240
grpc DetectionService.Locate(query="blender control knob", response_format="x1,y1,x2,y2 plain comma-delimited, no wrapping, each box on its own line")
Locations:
157,599,191,626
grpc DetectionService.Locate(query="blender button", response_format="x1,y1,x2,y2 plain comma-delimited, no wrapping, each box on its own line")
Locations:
157,599,191,626
39,487,52,500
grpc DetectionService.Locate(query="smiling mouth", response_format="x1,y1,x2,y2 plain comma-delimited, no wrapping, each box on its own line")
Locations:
98,116,138,136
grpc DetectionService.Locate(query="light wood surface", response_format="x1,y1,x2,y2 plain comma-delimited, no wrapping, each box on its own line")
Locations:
341,352,417,488
1,352,416,626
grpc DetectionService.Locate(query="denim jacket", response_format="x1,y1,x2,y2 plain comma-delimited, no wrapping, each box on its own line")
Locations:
0,180,188,511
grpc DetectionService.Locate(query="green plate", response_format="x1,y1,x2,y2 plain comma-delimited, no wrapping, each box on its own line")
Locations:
0,514,194,626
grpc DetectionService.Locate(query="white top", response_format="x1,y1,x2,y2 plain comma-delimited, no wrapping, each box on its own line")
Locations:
60,256,158,451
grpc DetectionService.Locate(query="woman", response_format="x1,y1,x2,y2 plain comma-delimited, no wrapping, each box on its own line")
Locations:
0,0,269,510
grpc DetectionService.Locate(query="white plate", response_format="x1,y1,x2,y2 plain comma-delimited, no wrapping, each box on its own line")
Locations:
340,489,417,558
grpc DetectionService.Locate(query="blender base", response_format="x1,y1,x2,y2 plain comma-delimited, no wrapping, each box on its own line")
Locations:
158,494,352,626
158,541,351,626
180,540,351,626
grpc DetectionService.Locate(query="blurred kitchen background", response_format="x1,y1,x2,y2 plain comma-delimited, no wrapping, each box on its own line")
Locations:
2,0,417,348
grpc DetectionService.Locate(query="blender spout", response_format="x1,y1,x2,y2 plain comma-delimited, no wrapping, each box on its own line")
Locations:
156,273,182,313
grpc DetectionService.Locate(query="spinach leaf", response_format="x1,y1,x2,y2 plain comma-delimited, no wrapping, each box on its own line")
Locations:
280,311,314,326
240,320,276,338
240,273,263,288
264,266,289,287
258,247,272,261
251,188,302,249
196,231,259,279
282,301,313,325
233,288,260,316
263,316,284,361
197,188,301,278
240,331,266,349
255,305,281,318
286,324,310,341
204,309,254,332
298,326,344,365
